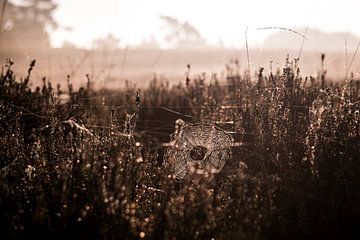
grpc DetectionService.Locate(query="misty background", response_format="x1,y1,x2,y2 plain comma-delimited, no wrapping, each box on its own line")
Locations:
1,0,360,88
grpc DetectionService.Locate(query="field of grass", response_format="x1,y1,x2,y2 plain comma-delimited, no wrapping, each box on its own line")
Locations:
1,57,360,239
1,47,356,89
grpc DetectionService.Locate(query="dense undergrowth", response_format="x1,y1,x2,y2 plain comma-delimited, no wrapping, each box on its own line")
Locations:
0,57,360,239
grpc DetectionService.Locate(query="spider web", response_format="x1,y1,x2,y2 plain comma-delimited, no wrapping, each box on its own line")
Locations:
165,120,234,179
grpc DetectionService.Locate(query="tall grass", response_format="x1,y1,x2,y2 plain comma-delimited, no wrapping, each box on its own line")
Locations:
0,57,359,239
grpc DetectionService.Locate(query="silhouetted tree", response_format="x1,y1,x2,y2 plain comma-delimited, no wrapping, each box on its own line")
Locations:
160,15,206,49
0,0,57,51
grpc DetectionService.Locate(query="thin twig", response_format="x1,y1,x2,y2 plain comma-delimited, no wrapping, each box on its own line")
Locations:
256,26,307,39
120,46,128,81
161,107,194,119
245,26,251,80
345,39,348,77
344,40,360,81
297,0,315,60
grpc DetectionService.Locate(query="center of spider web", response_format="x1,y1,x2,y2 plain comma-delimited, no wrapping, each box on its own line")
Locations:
190,145,207,161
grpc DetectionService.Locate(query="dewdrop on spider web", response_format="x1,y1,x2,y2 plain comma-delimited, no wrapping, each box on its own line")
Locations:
109,92,140,137
124,113,137,136
110,109,117,136
123,91,140,139
174,118,186,138
165,119,233,181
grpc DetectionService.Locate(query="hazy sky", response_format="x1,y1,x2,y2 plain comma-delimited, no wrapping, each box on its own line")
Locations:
50,0,360,48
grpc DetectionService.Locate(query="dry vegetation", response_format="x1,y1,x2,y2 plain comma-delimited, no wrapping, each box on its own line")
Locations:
0,56,360,239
